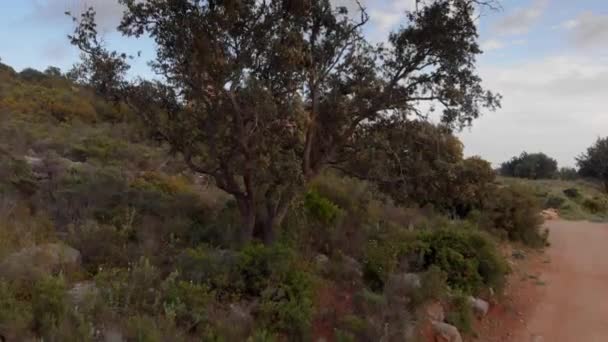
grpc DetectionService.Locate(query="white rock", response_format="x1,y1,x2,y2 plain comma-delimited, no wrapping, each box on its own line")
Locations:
432,320,463,342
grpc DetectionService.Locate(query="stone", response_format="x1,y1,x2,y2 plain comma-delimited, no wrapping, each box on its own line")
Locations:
67,281,99,306
541,208,559,220
341,255,363,279
0,243,81,281
425,301,445,322
431,321,463,342
512,249,526,260
468,296,490,317
314,254,330,273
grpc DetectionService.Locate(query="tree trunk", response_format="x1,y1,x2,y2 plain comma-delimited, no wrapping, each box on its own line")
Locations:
236,197,256,245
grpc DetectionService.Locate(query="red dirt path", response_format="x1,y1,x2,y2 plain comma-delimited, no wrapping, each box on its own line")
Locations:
476,220,608,342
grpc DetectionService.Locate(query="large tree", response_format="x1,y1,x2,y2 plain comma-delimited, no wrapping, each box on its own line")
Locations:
499,152,558,179
69,0,500,243
577,137,608,193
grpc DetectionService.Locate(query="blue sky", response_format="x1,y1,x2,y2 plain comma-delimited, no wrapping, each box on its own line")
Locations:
1,0,607,167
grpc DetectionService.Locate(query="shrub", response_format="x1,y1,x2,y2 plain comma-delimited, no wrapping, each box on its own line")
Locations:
558,167,579,180
0,281,33,336
446,294,474,335
413,229,508,294
563,188,580,199
303,190,341,225
161,272,214,330
32,276,68,335
544,195,566,209
582,197,608,214
480,185,546,247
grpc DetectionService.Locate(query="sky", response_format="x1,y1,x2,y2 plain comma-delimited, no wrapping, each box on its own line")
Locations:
1,0,607,167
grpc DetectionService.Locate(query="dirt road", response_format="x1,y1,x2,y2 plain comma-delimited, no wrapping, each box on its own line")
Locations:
481,220,608,342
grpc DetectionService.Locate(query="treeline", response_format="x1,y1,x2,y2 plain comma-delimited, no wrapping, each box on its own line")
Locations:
500,143,608,192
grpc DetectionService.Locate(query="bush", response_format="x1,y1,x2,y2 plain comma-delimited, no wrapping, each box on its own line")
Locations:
32,276,68,335
0,281,33,337
582,197,608,214
414,229,508,294
563,188,580,199
480,185,546,247
558,167,579,180
544,195,566,209
446,294,474,335
303,190,341,225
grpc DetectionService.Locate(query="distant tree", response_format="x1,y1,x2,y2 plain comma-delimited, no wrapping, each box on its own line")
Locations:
69,0,500,243
557,167,578,181
19,68,46,82
44,66,62,77
500,152,558,179
577,137,608,193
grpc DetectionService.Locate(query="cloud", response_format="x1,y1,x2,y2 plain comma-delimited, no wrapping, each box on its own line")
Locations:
459,55,608,167
366,0,417,41
494,0,548,35
26,0,125,29
561,12,608,49
481,39,505,51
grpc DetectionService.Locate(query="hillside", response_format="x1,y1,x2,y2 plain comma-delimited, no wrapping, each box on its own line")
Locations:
0,62,549,341
498,177,608,222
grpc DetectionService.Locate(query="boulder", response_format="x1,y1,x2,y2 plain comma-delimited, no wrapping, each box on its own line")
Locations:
424,301,445,322
431,321,463,342
468,296,490,317
385,273,421,296
0,243,81,281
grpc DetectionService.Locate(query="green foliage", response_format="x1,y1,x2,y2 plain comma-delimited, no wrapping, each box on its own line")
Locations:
446,294,474,335
582,197,608,214
500,152,558,179
544,195,566,209
480,185,546,247
32,276,68,335
303,190,341,224
577,137,608,193
414,229,508,294
0,281,33,335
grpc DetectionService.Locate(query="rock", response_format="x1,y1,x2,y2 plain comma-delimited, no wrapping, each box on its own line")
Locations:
431,321,463,342
0,243,81,281
468,296,490,317
341,255,363,279
314,254,330,273
424,301,445,322
67,281,99,306
385,273,421,293
512,249,526,260
541,208,559,220
217,302,254,340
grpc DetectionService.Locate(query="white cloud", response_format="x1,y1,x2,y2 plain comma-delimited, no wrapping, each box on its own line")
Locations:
494,0,548,35
564,12,608,49
460,55,608,167
481,39,505,51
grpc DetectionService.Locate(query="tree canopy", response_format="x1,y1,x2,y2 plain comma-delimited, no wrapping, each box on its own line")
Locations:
69,0,500,243
577,137,608,193
499,152,558,180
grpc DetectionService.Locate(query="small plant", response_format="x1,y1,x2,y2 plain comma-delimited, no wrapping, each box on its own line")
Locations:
446,294,474,335
582,197,608,214
303,190,341,225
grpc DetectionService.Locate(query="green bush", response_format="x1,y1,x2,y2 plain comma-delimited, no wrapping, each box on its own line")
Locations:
32,276,68,335
414,229,508,294
480,185,546,247
303,190,341,224
446,294,474,335
582,197,608,214
0,281,33,336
